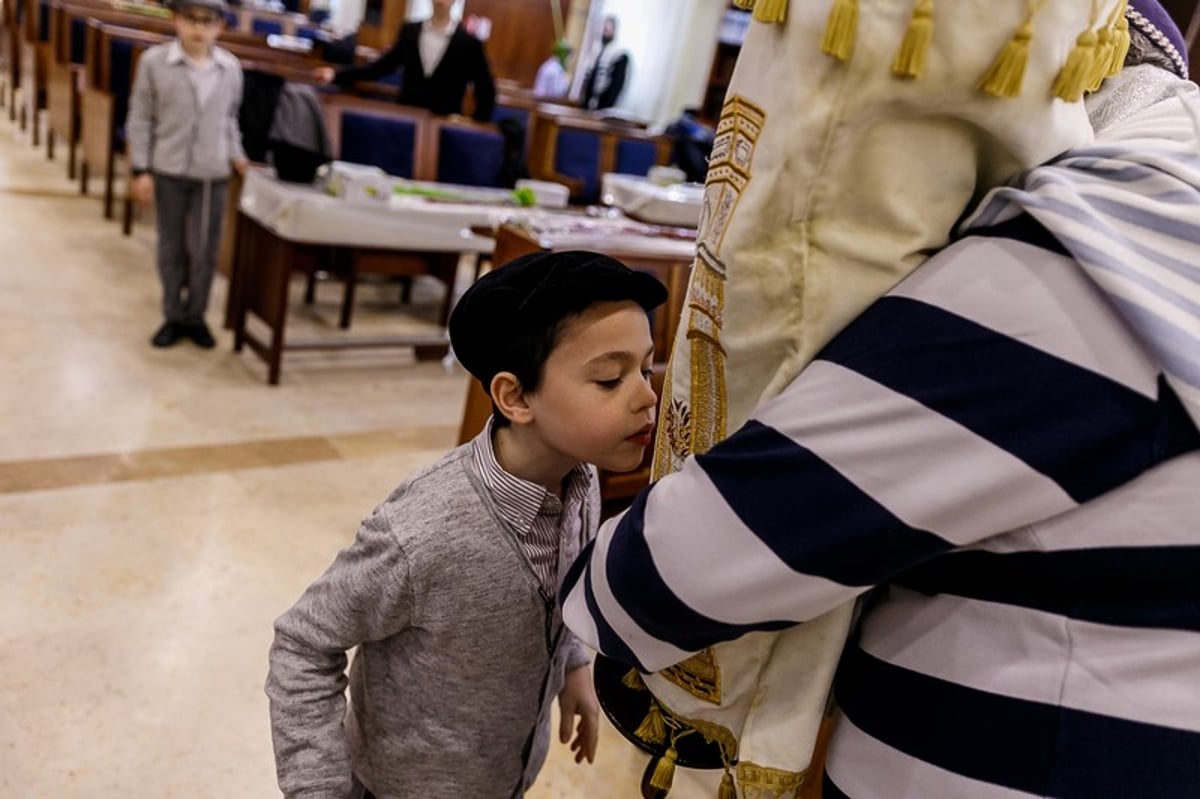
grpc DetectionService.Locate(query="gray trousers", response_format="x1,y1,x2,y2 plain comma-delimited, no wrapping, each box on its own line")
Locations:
152,174,228,324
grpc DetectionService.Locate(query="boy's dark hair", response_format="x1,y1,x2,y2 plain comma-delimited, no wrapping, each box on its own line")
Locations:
449,250,667,427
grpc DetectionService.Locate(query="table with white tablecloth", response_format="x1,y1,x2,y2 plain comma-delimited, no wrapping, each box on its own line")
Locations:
227,168,696,384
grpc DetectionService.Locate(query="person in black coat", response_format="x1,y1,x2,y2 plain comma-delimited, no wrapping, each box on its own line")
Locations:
313,0,495,121
581,15,629,111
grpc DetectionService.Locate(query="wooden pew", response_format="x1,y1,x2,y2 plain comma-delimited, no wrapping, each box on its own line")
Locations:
17,0,49,143
1,0,21,118
526,104,671,204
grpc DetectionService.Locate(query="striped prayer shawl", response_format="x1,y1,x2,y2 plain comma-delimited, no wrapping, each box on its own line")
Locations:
561,91,1200,795
963,85,1200,426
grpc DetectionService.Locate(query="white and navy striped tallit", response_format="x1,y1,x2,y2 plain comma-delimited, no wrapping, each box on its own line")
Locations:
561,89,1200,797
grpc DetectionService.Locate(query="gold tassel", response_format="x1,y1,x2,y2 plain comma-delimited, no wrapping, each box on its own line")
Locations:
649,747,678,791
752,0,787,24
732,0,755,9
820,0,858,61
718,769,738,799
891,0,934,78
622,668,646,691
977,14,1036,98
634,702,667,746
1088,25,1113,92
1052,27,1098,101
1106,12,1130,76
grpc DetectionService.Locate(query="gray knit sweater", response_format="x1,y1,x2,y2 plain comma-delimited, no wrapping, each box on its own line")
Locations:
266,439,597,798
126,40,247,180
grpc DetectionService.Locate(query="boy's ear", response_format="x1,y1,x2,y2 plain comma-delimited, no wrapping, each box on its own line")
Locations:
490,371,534,426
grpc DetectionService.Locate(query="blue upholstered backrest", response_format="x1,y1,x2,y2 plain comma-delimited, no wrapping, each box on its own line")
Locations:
615,139,659,176
296,26,318,40
339,111,417,178
437,126,506,188
251,18,284,36
554,129,601,204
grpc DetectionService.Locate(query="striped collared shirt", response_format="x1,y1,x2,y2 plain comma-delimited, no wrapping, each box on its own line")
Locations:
473,419,592,597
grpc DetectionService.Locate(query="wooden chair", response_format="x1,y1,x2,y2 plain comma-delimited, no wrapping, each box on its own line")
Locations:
304,95,436,324
527,105,671,205
429,115,507,188
44,0,93,178
0,0,20,118
325,99,431,179
78,21,152,218
16,0,50,144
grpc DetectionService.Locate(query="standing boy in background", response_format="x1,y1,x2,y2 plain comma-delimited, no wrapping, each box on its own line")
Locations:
127,0,247,349
266,252,667,798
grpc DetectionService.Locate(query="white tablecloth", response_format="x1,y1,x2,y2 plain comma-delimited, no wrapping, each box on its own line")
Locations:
601,173,704,229
238,168,501,252
239,168,697,261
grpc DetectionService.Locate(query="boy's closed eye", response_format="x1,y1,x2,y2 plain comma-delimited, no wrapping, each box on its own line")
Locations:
593,366,653,390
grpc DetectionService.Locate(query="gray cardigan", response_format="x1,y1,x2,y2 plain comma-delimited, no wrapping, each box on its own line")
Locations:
126,40,246,180
267,439,597,799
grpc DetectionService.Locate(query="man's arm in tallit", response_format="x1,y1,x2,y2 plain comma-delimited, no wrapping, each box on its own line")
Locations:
561,235,1198,672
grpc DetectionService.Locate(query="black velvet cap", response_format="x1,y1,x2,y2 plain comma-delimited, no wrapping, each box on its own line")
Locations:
449,250,668,386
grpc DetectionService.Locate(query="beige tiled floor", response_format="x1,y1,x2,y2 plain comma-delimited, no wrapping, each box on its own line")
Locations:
0,109,724,797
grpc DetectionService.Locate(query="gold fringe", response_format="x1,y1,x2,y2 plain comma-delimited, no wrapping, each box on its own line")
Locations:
820,0,858,62
732,0,756,9
622,668,646,691
1088,25,1113,92
1052,27,1098,101
634,701,667,746
736,761,808,795
752,0,787,24
649,747,678,792
891,0,934,78
1106,9,1130,76
718,769,738,799
977,14,1036,98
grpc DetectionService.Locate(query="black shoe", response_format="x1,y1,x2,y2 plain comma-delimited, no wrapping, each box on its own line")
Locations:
184,321,216,349
151,322,183,348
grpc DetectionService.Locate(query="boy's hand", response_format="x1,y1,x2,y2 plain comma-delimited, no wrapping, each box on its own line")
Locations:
558,664,600,764
312,66,336,85
130,174,154,208
232,157,250,176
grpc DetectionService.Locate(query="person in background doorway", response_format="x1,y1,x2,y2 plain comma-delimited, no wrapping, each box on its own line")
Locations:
126,0,247,349
581,15,629,111
311,0,496,121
